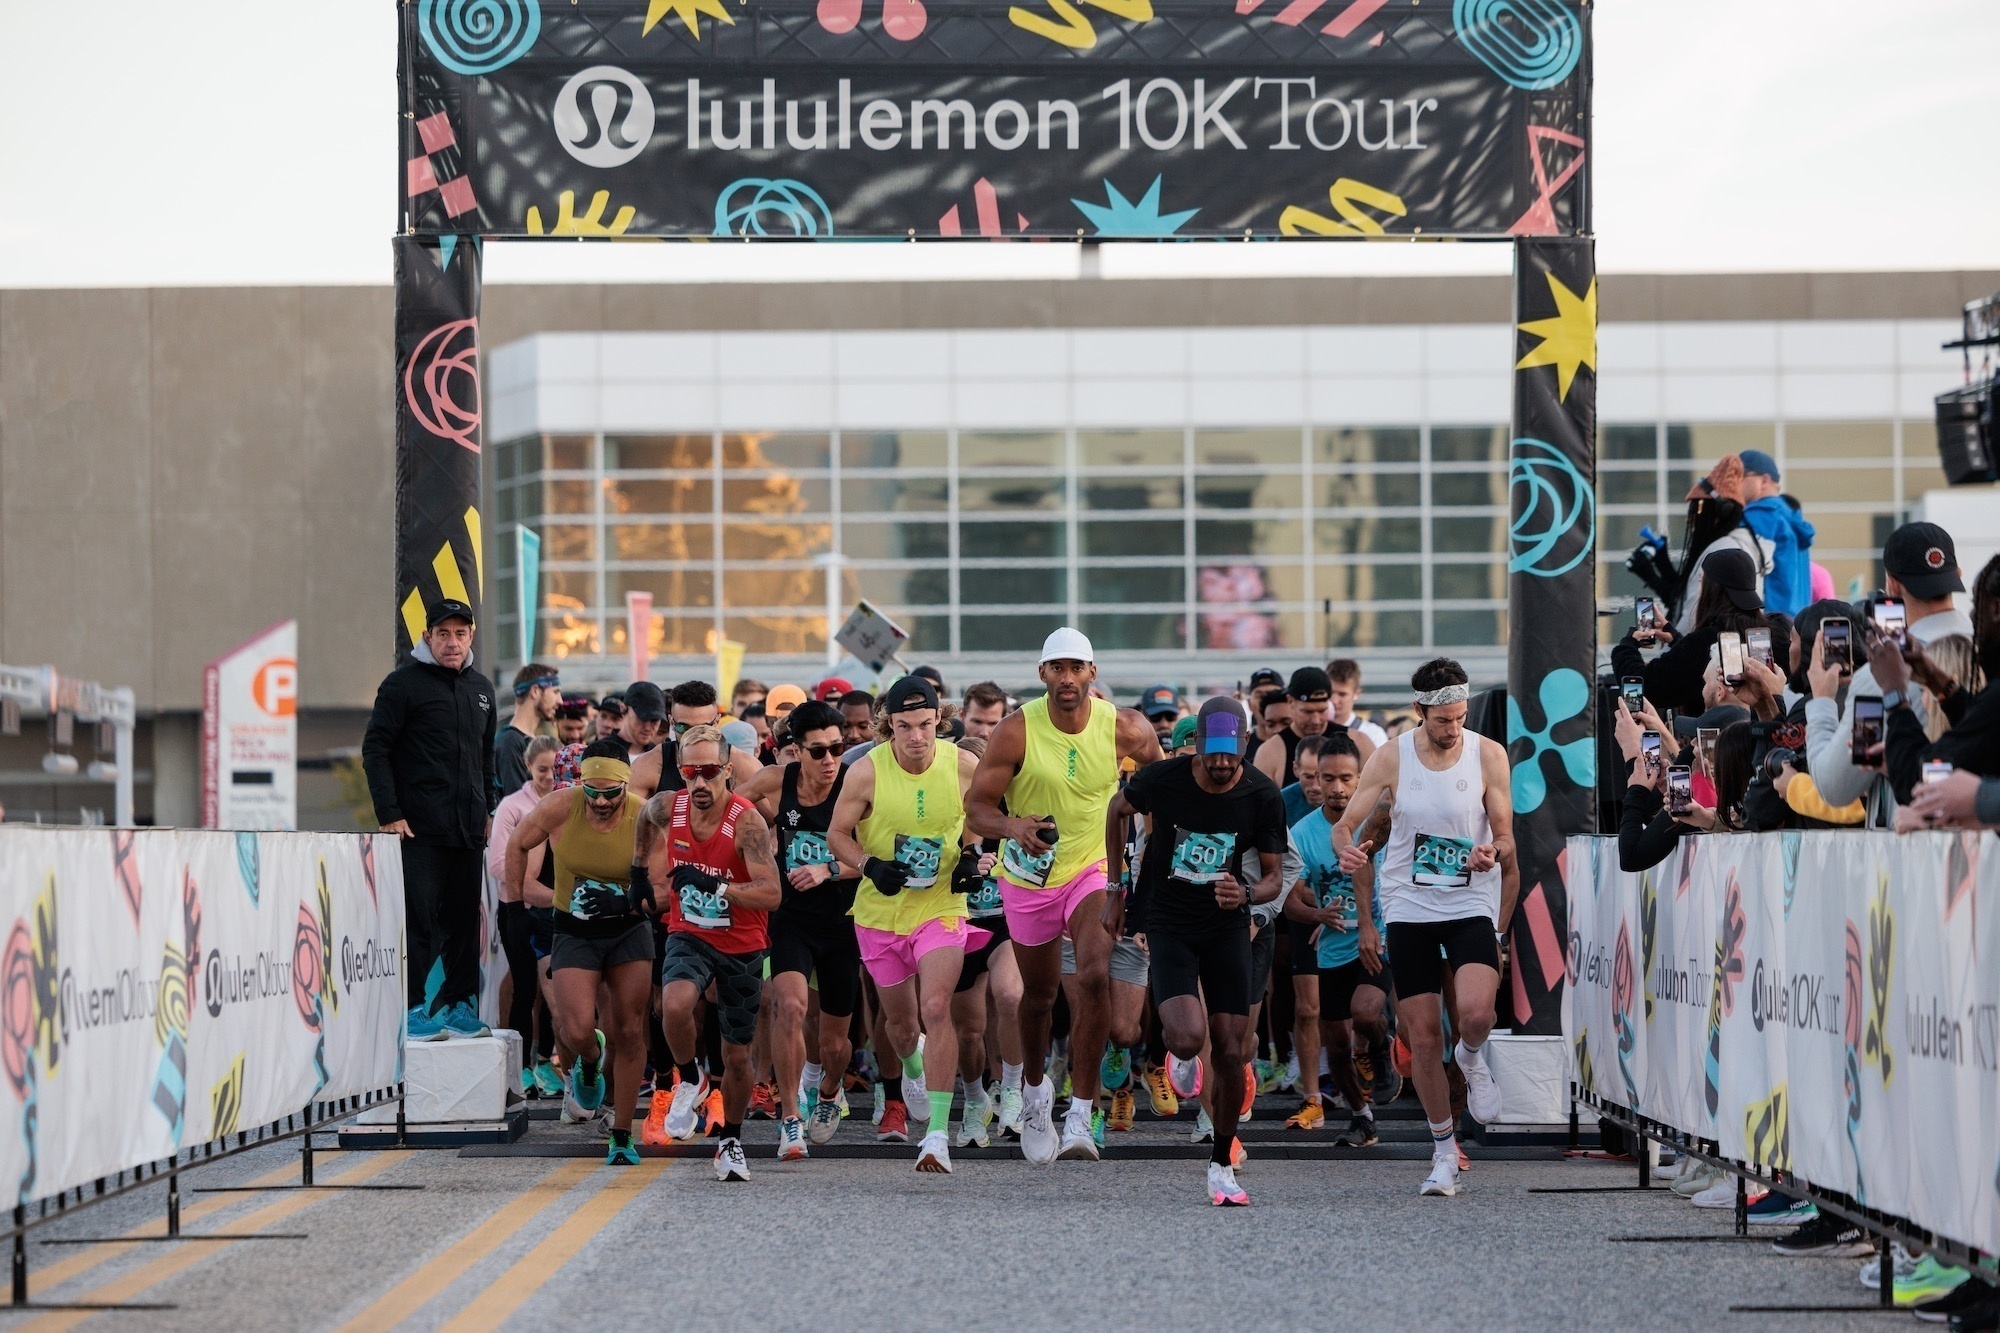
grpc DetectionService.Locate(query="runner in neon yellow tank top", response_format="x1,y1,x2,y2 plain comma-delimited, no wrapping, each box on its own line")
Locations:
966,627,1163,1164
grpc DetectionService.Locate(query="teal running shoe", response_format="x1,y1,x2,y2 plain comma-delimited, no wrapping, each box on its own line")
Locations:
571,1030,607,1112
518,1067,537,1097
408,1005,446,1042
533,1059,564,1098
440,1000,490,1039
1091,1107,1106,1149
1100,1047,1131,1092
605,1130,640,1166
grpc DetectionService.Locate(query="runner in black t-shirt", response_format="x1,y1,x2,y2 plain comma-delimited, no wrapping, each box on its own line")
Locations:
1104,697,1287,1207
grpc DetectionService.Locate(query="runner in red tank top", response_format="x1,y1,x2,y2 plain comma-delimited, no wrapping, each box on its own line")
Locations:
643,725,782,1181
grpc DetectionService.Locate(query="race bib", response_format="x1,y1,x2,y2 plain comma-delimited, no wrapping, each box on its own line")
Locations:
677,876,733,930
893,835,944,890
785,830,834,875
569,876,632,922
965,873,1004,918
1169,830,1236,886
1000,837,1055,888
1413,832,1475,889
1311,866,1358,929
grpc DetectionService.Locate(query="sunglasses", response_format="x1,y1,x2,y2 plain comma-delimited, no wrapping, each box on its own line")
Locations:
580,783,626,800
679,764,727,782
802,742,847,759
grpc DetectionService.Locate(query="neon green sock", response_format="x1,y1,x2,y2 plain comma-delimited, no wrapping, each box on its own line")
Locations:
902,1051,925,1080
929,1090,954,1126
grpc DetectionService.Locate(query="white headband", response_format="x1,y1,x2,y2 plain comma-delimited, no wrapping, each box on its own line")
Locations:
1414,684,1469,706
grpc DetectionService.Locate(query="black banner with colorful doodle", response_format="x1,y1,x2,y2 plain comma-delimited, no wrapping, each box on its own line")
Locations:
1504,235,1596,1035
397,0,1588,240
393,235,484,658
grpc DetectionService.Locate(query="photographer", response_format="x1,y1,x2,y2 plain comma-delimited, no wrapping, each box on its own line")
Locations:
1612,700,1713,872
1611,548,1770,720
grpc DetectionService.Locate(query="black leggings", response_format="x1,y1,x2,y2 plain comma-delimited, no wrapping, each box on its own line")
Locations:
498,901,539,1070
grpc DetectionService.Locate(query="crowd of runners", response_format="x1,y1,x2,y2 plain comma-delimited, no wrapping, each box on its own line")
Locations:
481,630,1517,1206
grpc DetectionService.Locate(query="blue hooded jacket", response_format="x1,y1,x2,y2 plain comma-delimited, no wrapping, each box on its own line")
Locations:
1742,497,1815,616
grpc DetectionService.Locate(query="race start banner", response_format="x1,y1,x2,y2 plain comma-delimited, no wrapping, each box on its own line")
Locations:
0,829,405,1207
1566,831,2000,1259
398,0,1589,240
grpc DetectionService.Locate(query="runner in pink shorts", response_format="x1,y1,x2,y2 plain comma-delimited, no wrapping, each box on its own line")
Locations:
966,628,1164,1164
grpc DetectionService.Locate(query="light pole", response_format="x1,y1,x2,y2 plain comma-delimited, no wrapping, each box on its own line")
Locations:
813,551,849,670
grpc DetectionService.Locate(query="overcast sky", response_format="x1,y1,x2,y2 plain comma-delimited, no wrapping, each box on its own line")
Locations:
2,0,1995,286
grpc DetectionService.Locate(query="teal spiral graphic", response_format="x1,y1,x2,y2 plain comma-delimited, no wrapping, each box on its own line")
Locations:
714,179,835,238
418,0,541,76
1453,0,1582,91
1508,436,1593,577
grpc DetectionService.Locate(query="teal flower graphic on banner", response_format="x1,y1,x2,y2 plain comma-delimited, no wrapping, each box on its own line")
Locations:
1509,436,1593,578
1507,667,1593,814
1071,176,1198,237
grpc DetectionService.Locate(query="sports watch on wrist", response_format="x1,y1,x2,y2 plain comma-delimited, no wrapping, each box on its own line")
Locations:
1882,688,1909,713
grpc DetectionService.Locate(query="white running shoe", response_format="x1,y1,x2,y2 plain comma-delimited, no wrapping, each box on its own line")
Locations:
1190,1109,1214,1144
1456,1042,1502,1123
1421,1149,1461,1197
1672,1162,1721,1197
1019,1081,1059,1165
915,1130,952,1173
956,1091,993,1148
1057,1103,1100,1161
807,1094,841,1145
560,1088,593,1125
1167,1052,1201,1099
1692,1179,1759,1210
1860,1243,1918,1290
777,1116,809,1161
998,1085,1025,1136
904,1035,929,1121
664,1073,709,1140
1207,1162,1249,1206
715,1138,750,1182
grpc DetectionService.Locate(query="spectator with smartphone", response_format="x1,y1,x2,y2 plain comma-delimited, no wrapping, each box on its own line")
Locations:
1612,547,1770,719
1806,523,1974,823
1878,554,1999,802
1673,456,1774,635
1612,701,1713,871
1738,452,1816,617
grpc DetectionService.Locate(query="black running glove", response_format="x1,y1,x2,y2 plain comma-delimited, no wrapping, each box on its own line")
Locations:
670,864,723,899
629,861,655,912
863,856,910,896
951,853,985,895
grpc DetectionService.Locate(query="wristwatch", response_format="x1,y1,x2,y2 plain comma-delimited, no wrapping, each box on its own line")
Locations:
1882,688,1909,713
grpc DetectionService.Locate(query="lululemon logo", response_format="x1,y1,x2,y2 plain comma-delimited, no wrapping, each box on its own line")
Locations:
553,65,654,168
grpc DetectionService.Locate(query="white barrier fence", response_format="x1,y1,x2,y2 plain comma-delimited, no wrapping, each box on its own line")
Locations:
0,828,404,1207
1566,830,2000,1256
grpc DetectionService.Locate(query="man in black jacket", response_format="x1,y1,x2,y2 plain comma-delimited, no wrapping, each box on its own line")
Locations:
362,598,498,1041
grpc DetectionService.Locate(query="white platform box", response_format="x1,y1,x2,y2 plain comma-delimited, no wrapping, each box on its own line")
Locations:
1464,1034,1575,1145
339,1030,528,1147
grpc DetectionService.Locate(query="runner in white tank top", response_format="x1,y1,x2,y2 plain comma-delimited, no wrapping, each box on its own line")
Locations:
1334,658,1516,1199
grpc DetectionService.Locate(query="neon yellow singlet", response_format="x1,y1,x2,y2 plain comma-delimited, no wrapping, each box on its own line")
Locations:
852,739,966,935
996,695,1117,892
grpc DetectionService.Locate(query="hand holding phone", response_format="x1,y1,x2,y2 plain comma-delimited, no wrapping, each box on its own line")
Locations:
1640,730,1663,780
1822,618,1854,675
1719,631,1746,687
1872,598,1908,652
1850,696,1885,767
1621,677,1645,714
1667,765,1693,817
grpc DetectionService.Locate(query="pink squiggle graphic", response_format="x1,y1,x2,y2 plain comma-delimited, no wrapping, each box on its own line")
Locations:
817,0,926,39
405,318,482,453
1237,0,1386,36
1509,124,1586,236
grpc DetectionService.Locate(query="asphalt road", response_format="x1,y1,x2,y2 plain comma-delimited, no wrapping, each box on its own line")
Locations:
8,1094,1911,1330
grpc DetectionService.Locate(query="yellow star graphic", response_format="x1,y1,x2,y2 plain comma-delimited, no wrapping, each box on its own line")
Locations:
1515,273,1598,402
645,0,735,37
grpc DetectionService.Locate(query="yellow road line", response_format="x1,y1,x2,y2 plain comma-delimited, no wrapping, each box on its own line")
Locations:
333,1158,600,1333
22,1151,411,1333
437,1159,667,1332
26,1152,347,1297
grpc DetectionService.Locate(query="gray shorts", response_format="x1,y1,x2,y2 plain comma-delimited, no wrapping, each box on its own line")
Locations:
550,918,655,975
1060,934,1150,988
658,932,766,1047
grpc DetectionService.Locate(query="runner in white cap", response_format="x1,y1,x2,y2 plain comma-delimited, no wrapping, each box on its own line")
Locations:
1334,657,1515,1197
966,627,1163,1162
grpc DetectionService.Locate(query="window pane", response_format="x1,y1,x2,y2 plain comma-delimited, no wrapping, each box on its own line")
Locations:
1195,429,1297,467
960,565,1066,606
844,521,949,560
1080,430,1183,468
1598,512,1652,552
614,569,714,608
1080,565,1184,605
1197,607,1302,651
1195,474,1300,510
540,523,598,561
1433,472,1498,507
1804,510,1889,552
612,521,710,561
845,565,951,607
1601,425,1657,462
721,473,830,514
1597,470,1656,506
1081,612,1185,651
1786,467,1893,505
1320,472,1419,508
724,613,831,655
961,614,1058,654
542,435,593,471
539,611,602,658
960,475,1064,511
1901,463,1948,502
1081,519,1182,557
495,437,521,481
1432,516,1499,553
605,477,709,516
840,475,947,513
1434,562,1501,600
1317,516,1420,555
1196,519,1302,557
1431,426,1504,463
1787,421,1893,461
647,614,715,657
1082,476,1182,510
496,487,517,522
605,433,712,471
1325,608,1422,648
1316,427,1419,466
963,521,1064,558
722,519,831,559
1318,562,1421,602
842,431,947,469
724,432,830,470
1667,422,1775,467
1433,609,1502,646
540,480,594,515
960,432,1062,468
722,567,822,609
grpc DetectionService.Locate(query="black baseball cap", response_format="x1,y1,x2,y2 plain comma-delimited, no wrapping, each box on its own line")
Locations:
425,597,475,628
913,664,945,688
1138,685,1179,719
1882,522,1964,600
883,675,940,715
1248,667,1284,689
1703,548,1764,612
596,692,627,716
1287,666,1332,702
624,681,667,721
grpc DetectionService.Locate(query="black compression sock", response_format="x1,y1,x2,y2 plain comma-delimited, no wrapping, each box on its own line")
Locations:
722,1121,742,1142
676,1060,701,1085
881,1076,904,1106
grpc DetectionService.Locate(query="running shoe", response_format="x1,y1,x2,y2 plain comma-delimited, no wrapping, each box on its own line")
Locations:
956,1090,994,1149
518,1067,537,1098
559,1088,593,1124
836,1088,851,1119
777,1116,809,1161
1913,1278,1997,1324
1282,1051,1301,1093
1058,1102,1100,1160
1108,1086,1135,1132
1693,1179,1763,1210
1254,1058,1282,1095
440,1000,491,1039
1286,1098,1326,1131
1142,1065,1179,1118
715,1138,750,1182
1746,1192,1816,1227
605,1130,640,1167
1351,1048,1374,1099
1672,1162,1722,1197
1207,1162,1249,1207
1167,1052,1201,1100
1367,1041,1402,1105
1896,1257,1971,1308
641,1087,674,1147
915,1130,952,1174
408,1005,447,1042
1229,1136,1246,1168
1334,1113,1379,1148
750,1080,779,1121
1101,1047,1132,1092
1862,1244,1920,1291
1190,1109,1214,1144
533,1059,564,1099
1019,1083,1060,1165
904,1067,930,1123
701,1087,725,1137
1091,1108,1105,1149
998,1085,1026,1136
808,1092,842,1145
1240,1063,1256,1118
878,1100,910,1144
1455,1043,1501,1122
1391,1035,1413,1078
570,1051,607,1114
872,1082,886,1126
1421,1148,1460,1197
1771,1213,1872,1258
663,1070,709,1140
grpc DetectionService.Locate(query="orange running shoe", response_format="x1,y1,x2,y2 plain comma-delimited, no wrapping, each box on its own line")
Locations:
1240,1063,1256,1118
1143,1064,1179,1118
877,1099,910,1143
749,1080,779,1120
1392,1035,1413,1078
1230,1136,1246,1168
641,1088,673,1146
702,1087,725,1136
1109,1086,1136,1131
1286,1097,1326,1131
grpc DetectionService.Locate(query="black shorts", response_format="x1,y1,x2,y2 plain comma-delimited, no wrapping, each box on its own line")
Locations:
1286,917,1318,971
955,914,1010,993
526,906,554,960
768,911,862,1019
1386,917,1499,999
549,918,654,975
1318,958,1390,1022
1149,920,1253,1016
658,933,766,1046
1249,918,1278,1001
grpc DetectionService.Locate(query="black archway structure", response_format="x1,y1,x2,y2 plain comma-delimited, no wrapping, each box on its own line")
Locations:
393,0,1594,1031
